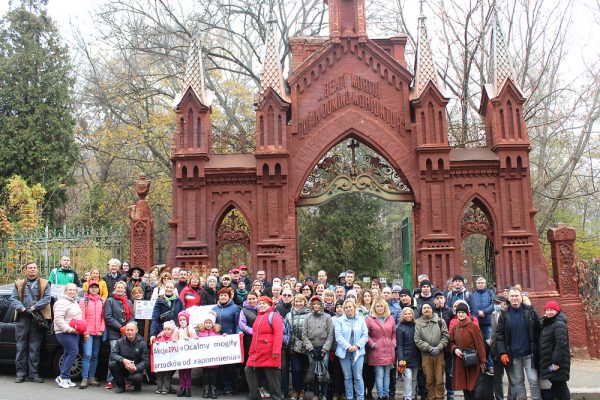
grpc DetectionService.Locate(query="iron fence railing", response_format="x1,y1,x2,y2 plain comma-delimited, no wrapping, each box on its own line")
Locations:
0,225,129,284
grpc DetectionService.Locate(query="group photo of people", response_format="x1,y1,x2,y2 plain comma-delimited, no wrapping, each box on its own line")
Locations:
11,258,572,400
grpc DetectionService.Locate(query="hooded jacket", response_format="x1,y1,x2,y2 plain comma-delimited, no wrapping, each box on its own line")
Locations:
79,293,105,335
414,313,449,354
53,294,83,334
495,303,540,369
285,306,310,353
302,304,334,352
246,306,284,368
539,312,570,382
366,314,397,366
179,284,203,308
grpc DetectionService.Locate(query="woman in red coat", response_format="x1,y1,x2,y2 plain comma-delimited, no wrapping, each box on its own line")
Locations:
449,302,487,400
245,296,284,400
365,298,397,400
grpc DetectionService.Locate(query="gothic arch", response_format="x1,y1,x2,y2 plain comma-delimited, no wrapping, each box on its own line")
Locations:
214,204,252,270
459,196,496,241
292,110,418,203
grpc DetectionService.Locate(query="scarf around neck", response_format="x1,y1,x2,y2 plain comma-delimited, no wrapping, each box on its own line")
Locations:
113,294,132,321
163,292,178,307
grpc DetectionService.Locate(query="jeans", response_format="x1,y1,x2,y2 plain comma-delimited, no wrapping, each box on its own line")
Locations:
403,367,418,399
374,365,392,397
81,334,102,379
308,353,329,398
15,315,44,378
55,333,79,378
510,355,540,400
339,353,365,400
106,339,118,383
444,351,454,397
290,352,309,392
480,326,493,368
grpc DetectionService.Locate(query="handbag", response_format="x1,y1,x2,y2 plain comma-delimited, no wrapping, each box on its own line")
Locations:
473,369,494,400
30,310,50,332
159,309,174,323
455,325,478,368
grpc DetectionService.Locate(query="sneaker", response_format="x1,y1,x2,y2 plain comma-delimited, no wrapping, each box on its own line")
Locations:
31,375,44,383
105,382,113,389
80,378,88,389
66,379,76,387
15,376,26,383
55,376,71,389
298,390,305,400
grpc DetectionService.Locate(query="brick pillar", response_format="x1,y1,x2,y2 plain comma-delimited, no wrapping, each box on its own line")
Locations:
129,174,154,272
546,224,589,356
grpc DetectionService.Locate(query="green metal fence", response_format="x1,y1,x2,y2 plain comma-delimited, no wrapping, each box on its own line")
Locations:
0,226,129,284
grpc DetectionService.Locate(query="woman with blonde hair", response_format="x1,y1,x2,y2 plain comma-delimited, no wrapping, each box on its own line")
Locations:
82,268,108,301
151,271,178,300
53,283,84,388
366,298,396,400
397,307,420,400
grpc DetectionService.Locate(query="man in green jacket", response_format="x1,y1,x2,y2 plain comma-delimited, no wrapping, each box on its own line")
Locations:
48,256,81,286
414,303,449,400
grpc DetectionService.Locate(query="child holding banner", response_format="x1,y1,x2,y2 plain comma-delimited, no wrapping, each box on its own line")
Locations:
197,311,221,399
176,311,197,397
154,320,177,395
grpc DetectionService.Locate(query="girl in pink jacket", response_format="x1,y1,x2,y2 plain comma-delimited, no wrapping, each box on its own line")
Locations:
78,280,105,388
176,310,197,397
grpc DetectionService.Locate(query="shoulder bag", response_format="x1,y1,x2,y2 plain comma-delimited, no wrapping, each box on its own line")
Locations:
455,325,478,368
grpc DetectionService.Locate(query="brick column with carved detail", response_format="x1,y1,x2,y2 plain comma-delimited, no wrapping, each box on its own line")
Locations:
546,225,588,355
129,174,154,272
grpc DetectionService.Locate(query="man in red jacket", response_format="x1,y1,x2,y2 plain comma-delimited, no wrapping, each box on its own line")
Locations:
245,296,284,400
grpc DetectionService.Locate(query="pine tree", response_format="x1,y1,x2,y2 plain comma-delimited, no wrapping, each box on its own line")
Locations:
0,0,77,223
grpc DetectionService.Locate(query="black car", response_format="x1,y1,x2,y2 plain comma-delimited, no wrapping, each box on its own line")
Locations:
0,283,109,380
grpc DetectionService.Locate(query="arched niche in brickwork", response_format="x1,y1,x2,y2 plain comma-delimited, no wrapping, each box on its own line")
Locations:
214,204,252,272
460,197,497,286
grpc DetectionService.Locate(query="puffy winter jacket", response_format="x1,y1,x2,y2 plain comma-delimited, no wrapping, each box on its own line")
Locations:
79,294,105,335
285,307,310,353
247,306,284,368
302,309,334,352
109,334,149,372
150,297,185,337
53,295,83,334
539,312,570,382
179,285,203,308
470,288,495,327
213,299,241,334
414,313,449,354
446,287,471,309
104,296,135,340
396,321,420,368
365,314,397,366
239,302,258,335
82,280,109,301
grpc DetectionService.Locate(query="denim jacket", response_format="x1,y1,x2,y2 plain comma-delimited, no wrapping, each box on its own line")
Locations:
334,314,368,359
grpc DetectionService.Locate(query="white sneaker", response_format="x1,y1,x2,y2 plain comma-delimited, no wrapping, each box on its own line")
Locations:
66,379,77,387
55,376,71,389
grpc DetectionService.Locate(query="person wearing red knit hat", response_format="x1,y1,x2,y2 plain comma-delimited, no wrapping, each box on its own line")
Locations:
539,300,571,400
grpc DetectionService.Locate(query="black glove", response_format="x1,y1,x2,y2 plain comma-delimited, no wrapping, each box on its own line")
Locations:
311,349,321,360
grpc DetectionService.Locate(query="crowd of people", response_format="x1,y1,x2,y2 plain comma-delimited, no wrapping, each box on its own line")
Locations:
10,258,572,400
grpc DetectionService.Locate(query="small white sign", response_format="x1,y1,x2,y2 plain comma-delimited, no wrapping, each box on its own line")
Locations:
379,277,387,283
362,277,371,283
134,300,156,320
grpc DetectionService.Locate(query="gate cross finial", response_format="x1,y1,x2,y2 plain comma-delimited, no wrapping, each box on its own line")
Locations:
348,139,360,176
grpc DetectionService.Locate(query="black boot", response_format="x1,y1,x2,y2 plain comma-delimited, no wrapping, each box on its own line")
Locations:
185,388,191,397
177,388,186,397
203,386,210,398
211,386,218,399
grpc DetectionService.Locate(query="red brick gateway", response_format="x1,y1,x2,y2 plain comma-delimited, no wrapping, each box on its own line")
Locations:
163,0,595,355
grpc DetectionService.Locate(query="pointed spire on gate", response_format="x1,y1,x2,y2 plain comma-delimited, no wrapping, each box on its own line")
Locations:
487,4,520,97
174,34,210,108
412,5,443,99
258,8,290,103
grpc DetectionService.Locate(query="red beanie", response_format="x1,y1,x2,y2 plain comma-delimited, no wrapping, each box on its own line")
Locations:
69,319,88,334
545,300,561,312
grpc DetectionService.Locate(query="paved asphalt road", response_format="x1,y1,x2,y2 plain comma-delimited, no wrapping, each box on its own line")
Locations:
0,360,599,400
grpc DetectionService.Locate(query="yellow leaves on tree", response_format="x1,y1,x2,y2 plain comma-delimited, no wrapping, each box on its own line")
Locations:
1,175,46,234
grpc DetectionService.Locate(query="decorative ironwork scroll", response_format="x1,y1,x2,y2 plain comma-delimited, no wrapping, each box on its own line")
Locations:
298,139,413,206
461,202,493,239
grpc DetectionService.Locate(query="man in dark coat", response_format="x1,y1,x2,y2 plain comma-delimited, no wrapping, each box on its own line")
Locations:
539,301,570,400
109,322,150,393
10,262,51,383
104,258,128,297
496,287,541,400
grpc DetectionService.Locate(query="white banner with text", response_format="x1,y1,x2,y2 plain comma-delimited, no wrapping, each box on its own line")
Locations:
150,333,244,372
